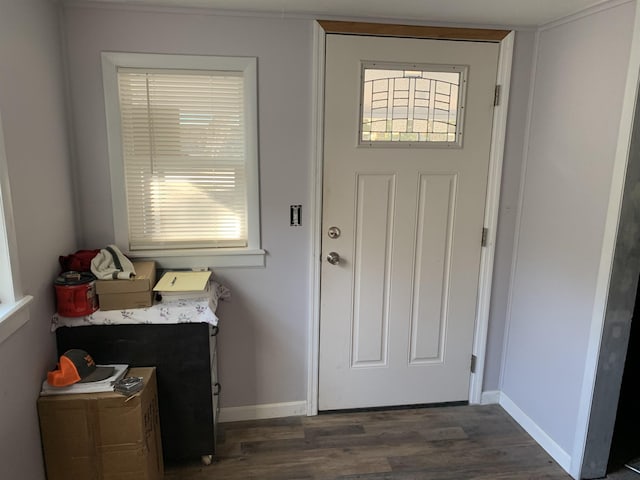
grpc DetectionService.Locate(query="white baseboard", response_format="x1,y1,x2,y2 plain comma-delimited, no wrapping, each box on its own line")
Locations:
480,390,502,405
219,401,307,423
499,393,573,475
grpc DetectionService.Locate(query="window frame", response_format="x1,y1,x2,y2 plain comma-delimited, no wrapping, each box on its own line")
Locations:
102,52,264,268
0,110,33,345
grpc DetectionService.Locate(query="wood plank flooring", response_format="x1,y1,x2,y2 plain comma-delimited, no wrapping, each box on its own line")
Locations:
164,404,575,479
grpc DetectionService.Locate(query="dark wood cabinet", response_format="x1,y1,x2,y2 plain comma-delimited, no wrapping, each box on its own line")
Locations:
55,322,219,463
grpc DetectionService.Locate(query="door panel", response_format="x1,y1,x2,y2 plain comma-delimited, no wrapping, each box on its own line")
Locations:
410,173,457,365
352,173,395,367
319,34,500,410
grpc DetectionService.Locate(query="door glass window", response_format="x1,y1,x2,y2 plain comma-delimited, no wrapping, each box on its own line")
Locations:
360,63,467,147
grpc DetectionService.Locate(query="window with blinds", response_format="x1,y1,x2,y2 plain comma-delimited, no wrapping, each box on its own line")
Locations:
117,69,248,250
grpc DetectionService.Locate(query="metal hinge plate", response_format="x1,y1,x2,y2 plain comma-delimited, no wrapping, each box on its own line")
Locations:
481,227,488,247
494,85,502,107
470,354,477,373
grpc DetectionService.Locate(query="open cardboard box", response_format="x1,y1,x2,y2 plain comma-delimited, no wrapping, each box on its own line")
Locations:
96,261,156,310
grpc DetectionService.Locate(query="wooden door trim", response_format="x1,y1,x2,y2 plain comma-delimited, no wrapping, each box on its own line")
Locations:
318,20,510,42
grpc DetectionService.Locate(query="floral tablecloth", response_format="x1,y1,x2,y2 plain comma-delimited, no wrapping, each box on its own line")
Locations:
51,282,229,331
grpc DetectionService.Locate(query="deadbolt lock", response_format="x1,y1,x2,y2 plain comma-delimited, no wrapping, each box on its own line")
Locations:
327,226,341,239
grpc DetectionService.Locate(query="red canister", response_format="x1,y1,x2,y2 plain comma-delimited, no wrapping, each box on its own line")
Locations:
54,271,98,317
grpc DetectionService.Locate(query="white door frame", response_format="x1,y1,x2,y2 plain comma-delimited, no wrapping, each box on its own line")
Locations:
307,21,515,415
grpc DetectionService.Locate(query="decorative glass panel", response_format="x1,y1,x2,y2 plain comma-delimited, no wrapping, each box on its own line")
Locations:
360,63,466,147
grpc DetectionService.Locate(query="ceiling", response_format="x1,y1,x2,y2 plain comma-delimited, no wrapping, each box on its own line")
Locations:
71,0,611,27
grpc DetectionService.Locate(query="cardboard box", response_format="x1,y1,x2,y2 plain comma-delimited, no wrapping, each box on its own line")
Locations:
38,367,163,480
96,261,156,310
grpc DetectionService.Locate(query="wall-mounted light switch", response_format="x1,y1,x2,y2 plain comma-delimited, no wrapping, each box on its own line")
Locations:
290,205,302,226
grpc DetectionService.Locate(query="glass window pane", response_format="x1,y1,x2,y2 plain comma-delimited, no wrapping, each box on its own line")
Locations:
360,64,465,147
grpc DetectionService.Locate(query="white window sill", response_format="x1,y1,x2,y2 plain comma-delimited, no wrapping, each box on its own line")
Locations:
126,248,266,268
0,295,34,345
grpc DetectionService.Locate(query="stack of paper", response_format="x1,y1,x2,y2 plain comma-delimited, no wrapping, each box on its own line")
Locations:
153,271,212,300
40,364,129,396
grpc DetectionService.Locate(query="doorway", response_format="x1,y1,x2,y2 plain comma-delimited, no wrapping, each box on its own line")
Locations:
308,21,514,414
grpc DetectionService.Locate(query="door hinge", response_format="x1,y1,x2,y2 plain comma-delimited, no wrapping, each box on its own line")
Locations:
494,85,502,107
470,354,477,374
481,227,488,247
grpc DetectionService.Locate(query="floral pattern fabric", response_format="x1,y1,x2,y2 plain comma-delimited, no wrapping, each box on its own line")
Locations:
51,282,230,331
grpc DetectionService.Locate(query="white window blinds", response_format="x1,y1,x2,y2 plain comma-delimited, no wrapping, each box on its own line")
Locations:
117,68,248,250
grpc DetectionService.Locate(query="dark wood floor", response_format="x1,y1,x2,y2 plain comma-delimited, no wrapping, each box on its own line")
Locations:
609,469,640,479
164,404,578,479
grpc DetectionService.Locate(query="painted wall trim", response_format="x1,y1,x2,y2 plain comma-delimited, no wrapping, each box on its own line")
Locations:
498,28,541,390
0,296,33,345
0,112,24,303
500,393,573,475
469,30,514,405
317,20,510,41
540,0,633,31
480,390,501,405
306,21,325,417
219,401,308,423
570,1,640,478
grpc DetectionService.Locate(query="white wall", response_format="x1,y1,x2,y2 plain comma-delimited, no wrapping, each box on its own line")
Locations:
0,1,78,479
62,6,313,408
501,0,635,463
61,3,540,411
62,3,538,410
0,0,634,476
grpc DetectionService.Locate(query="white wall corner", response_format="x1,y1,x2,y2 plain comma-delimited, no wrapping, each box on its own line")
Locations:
500,393,573,477
219,401,308,423
480,390,502,405
540,0,634,32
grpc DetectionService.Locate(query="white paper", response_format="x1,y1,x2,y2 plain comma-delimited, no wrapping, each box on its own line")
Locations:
153,271,212,292
40,364,129,396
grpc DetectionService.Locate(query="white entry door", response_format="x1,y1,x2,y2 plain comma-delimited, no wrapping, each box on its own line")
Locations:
319,34,500,410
